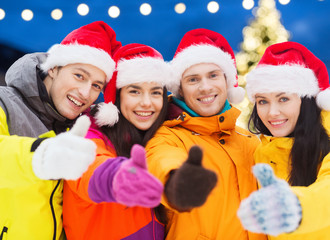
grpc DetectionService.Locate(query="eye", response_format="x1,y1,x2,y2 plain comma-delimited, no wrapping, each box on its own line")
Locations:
279,97,289,102
152,90,163,96
129,89,140,94
257,99,267,105
92,83,103,91
74,73,83,80
188,77,198,83
210,73,218,78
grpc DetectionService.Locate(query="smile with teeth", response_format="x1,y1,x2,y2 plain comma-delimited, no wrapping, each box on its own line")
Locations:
68,95,83,107
269,120,287,126
198,95,216,103
135,111,153,117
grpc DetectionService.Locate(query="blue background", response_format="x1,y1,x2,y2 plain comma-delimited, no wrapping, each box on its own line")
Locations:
0,0,329,70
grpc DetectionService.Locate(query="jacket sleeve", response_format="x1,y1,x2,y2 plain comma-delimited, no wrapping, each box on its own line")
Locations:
64,127,128,204
88,156,128,203
289,153,330,235
0,106,57,185
146,126,189,209
0,105,10,135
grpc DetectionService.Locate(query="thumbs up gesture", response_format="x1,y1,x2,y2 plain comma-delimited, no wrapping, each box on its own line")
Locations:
32,115,96,180
237,164,302,236
164,145,218,212
112,144,164,208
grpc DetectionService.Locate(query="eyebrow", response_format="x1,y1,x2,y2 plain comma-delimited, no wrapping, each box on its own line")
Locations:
183,69,223,78
183,74,199,79
127,84,163,90
74,67,91,77
255,92,286,98
210,70,223,74
74,67,105,86
276,92,286,97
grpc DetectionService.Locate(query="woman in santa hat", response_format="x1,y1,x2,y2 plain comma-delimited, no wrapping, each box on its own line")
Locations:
238,41,330,240
63,43,172,240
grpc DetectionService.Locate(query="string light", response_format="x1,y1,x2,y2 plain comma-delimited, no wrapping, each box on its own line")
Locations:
77,3,89,16
0,8,5,20
51,9,63,20
140,3,152,16
207,1,220,13
242,0,255,10
21,9,33,21
279,0,290,5
108,6,120,18
175,3,186,14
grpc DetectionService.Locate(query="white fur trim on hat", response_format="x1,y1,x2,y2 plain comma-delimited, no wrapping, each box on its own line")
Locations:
95,102,119,127
316,88,330,111
227,86,245,104
40,43,115,82
246,64,319,102
116,57,172,89
170,44,237,97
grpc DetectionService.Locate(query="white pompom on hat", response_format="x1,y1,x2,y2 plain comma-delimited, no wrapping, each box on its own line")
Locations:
95,43,172,127
169,28,245,104
40,21,122,82
246,41,330,110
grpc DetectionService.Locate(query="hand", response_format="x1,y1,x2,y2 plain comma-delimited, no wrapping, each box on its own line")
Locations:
165,145,217,212
237,163,302,236
112,144,163,208
32,115,96,180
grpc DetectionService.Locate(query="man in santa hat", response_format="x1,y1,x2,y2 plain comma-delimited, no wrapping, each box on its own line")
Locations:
0,21,121,240
145,28,267,240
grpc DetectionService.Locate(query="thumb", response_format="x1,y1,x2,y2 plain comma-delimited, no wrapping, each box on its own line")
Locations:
69,115,91,137
130,144,147,169
186,145,203,166
253,163,278,188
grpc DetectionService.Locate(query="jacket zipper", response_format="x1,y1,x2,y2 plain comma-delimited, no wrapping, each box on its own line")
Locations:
0,226,8,240
50,180,61,240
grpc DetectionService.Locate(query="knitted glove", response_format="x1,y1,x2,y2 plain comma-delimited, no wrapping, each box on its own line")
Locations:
237,163,302,236
165,145,218,212
32,115,96,180
112,144,164,208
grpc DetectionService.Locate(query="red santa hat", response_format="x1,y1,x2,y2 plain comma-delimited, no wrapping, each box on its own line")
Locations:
40,21,121,82
169,28,245,104
246,41,330,110
95,43,171,127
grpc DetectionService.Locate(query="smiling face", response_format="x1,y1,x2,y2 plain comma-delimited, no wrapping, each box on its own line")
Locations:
119,82,164,131
44,63,106,120
255,92,302,137
179,63,227,117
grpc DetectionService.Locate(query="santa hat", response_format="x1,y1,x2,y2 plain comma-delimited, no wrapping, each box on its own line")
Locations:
95,43,171,127
246,41,330,110
169,28,245,104
40,21,122,82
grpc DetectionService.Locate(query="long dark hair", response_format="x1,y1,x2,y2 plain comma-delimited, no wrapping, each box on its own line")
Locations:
91,87,168,157
91,86,169,224
249,97,330,186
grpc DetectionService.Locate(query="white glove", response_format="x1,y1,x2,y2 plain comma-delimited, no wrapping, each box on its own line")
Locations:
237,164,302,236
32,115,96,180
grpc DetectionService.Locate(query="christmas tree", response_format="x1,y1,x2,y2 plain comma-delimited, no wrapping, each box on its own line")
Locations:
234,0,290,129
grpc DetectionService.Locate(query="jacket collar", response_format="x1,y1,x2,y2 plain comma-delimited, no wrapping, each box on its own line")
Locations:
260,134,293,150
164,101,240,136
6,53,73,133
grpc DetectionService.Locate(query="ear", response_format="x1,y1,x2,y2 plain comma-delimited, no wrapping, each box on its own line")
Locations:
47,67,58,79
178,85,183,97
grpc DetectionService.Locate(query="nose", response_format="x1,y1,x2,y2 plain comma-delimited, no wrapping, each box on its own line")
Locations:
198,78,213,92
140,93,152,107
268,103,280,117
78,82,92,100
